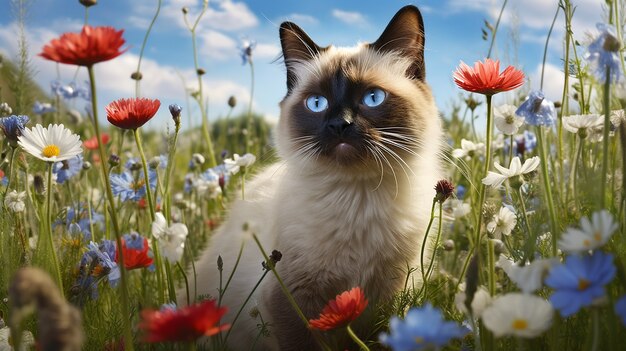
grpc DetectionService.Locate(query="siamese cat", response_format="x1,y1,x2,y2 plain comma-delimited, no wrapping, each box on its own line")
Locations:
192,5,443,350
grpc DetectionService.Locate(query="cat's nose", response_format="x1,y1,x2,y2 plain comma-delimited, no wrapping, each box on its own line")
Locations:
326,118,353,136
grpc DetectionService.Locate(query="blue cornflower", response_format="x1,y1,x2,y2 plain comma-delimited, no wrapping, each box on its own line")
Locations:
523,130,537,153
161,302,177,311
123,232,145,250
32,101,56,115
110,170,157,202
184,173,195,193
53,154,83,184
545,251,616,317
615,295,626,326
158,154,168,169
125,157,141,171
240,38,256,65
188,159,197,171
0,115,29,143
379,303,468,351
515,91,556,127
585,23,623,83
456,185,466,199
55,203,104,241
51,80,91,100
80,241,120,288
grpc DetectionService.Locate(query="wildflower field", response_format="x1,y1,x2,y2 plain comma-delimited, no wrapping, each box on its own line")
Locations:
1,0,626,350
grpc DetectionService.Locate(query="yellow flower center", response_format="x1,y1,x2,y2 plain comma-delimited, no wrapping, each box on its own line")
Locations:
414,336,424,344
578,278,591,291
512,319,528,330
42,144,60,158
132,179,146,191
593,231,602,242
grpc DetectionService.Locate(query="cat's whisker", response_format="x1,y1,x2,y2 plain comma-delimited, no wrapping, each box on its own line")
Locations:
368,140,399,198
365,142,385,191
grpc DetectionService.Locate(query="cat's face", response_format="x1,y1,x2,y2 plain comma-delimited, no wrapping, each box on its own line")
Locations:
276,6,439,177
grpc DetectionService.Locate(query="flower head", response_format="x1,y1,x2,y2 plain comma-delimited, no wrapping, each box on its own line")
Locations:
453,58,525,95
0,115,29,143
585,23,623,83
110,170,157,202
452,139,485,160
4,190,26,213
119,233,153,270
494,104,525,135
240,38,256,65
106,98,161,130
139,299,229,342
18,124,83,163
434,179,455,204
454,285,491,318
224,153,256,174
615,295,626,326
33,101,56,115
482,156,540,188
380,303,468,351
169,104,182,126
481,293,553,338
516,91,556,127
309,287,368,330
151,212,189,263
497,256,558,293
83,133,110,150
563,114,604,137
545,250,616,317
39,26,126,66
486,206,517,238
558,210,617,253
53,154,84,184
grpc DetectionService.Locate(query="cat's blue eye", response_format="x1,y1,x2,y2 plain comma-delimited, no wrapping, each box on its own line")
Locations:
363,88,386,107
305,95,329,112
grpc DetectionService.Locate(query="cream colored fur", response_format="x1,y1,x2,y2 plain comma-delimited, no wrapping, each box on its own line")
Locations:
191,44,443,350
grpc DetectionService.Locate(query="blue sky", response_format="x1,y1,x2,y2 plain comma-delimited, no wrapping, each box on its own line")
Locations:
0,0,607,131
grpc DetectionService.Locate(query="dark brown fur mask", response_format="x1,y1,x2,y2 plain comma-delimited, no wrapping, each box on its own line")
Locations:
275,5,441,180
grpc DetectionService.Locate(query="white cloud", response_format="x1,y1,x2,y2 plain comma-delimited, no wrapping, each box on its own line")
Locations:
528,62,578,109
280,13,319,26
254,43,281,60
331,9,368,26
447,0,605,46
200,30,239,60
156,0,258,33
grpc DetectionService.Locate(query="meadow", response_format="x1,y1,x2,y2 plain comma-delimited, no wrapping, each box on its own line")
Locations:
1,0,626,350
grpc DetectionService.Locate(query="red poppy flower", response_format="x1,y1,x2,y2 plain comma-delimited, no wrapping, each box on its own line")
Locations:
117,236,153,270
309,287,368,331
106,98,161,130
39,26,126,66
453,58,525,96
139,299,230,342
84,133,110,150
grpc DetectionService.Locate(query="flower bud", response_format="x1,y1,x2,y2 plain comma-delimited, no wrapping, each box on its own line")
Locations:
192,153,205,165
227,96,237,108
217,255,223,271
82,161,92,170
182,6,189,14
79,0,97,7
131,71,143,81
434,179,454,204
108,154,120,167
33,174,45,196
0,102,12,115
196,68,206,76
443,239,455,251
149,156,161,169
169,104,182,127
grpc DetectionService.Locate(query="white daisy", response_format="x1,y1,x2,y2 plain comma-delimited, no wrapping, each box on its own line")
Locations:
482,156,540,188
224,153,257,174
497,256,558,293
17,124,82,163
494,104,525,135
0,326,35,351
481,293,554,338
452,139,485,160
445,199,471,219
454,285,492,318
486,206,517,238
562,114,604,135
4,190,26,213
558,210,617,253
151,212,189,262
610,109,625,128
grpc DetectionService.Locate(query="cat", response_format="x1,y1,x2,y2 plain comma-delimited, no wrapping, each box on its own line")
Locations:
191,5,444,350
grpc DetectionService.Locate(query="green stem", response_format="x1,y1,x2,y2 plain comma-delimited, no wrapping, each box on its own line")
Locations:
164,123,181,224
508,134,514,166
221,270,270,347
601,68,611,209
487,239,496,296
251,234,332,351
4,146,16,192
346,324,370,351
133,128,156,221
45,162,64,296
486,0,509,58
87,65,134,351
536,127,559,255
591,308,600,351
164,261,177,303
516,187,534,261
419,199,437,297
245,60,255,154
134,0,161,98
425,202,443,281
219,242,244,307
474,95,494,256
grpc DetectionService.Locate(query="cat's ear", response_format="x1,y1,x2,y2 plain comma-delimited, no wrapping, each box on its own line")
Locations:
279,22,323,93
370,5,426,81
